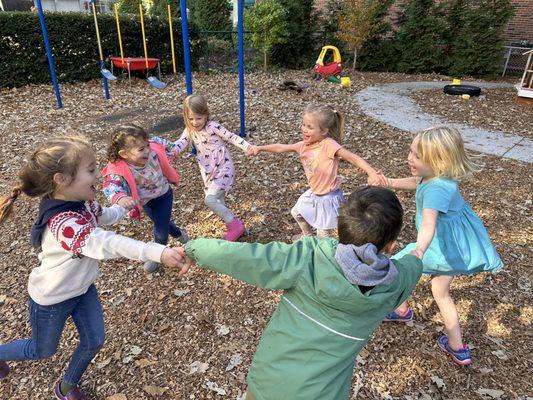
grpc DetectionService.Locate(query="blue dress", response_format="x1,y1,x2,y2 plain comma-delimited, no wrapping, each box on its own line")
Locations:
393,178,503,276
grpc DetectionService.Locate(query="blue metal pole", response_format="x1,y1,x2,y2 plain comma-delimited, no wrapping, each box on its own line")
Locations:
179,0,193,94
100,60,110,100
35,0,63,109
237,0,245,137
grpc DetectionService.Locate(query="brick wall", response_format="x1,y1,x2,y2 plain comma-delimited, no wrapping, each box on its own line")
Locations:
315,0,532,43
506,0,533,44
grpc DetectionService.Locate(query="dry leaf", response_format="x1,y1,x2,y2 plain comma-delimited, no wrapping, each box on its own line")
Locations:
143,386,167,396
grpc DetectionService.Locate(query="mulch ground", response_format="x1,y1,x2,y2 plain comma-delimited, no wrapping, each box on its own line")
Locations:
0,71,531,400
409,87,533,139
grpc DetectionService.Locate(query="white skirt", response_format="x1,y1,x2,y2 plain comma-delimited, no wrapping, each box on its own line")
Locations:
292,189,344,230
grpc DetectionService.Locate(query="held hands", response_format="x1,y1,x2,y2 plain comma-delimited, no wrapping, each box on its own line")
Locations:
117,196,138,210
367,171,388,187
160,247,184,269
246,145,259,156
174,246,194,277
409,248,424,260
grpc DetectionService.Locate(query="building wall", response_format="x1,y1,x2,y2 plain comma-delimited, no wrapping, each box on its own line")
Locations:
315,0,532,44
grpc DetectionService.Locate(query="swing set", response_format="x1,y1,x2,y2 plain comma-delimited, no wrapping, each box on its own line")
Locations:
34,0,247,137
91,1,168,90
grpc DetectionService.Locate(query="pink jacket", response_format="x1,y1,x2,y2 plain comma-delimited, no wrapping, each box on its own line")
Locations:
102,142,180,221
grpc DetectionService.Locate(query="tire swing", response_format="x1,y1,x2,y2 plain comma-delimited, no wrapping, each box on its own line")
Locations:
443,84,481,96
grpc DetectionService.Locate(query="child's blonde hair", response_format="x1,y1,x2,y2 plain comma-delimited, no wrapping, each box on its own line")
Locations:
0,136,93,223
415,127,481,180
304,104,344,143
107,123,149,163
183,94,210,136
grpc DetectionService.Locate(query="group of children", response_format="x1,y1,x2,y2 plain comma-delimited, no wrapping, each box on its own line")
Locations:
0,94,502,400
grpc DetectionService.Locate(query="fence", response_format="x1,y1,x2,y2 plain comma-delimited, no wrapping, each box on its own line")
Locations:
501,45,533,77
197,30,259,72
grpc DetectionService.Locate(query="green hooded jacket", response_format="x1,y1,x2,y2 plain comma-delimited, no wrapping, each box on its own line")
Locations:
186,237,422,400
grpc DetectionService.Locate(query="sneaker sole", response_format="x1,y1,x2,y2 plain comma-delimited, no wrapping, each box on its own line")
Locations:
383,317,413,323
438,342,472,366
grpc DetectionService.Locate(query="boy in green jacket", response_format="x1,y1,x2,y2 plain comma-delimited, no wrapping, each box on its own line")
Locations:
177,186,422,400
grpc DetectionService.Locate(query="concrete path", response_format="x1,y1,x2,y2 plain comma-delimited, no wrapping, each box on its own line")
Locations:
355,81,532,163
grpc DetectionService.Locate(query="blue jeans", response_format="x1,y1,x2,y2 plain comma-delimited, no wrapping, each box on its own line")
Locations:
143,187,182,245
0,284,105,385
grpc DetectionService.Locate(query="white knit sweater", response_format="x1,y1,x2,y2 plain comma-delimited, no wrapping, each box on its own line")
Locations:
28,201,165,305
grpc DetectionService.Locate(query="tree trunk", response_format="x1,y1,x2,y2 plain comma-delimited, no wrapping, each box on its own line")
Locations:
263,49,268,71
352,47,358,73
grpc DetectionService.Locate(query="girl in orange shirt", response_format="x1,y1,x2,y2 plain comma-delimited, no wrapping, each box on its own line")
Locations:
250,104,384,239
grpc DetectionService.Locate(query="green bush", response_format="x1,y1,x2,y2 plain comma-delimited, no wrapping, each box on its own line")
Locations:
270,0,318,69
445,0,514,77
394,0,448,73
190,0,231,32
244,0,288,71
0,11,200,88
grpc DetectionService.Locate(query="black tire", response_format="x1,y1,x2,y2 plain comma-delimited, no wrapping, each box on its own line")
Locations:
443,84,481,96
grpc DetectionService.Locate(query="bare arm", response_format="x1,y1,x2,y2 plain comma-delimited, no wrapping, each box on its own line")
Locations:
386,176,418,191
413,208,439,258
255,143,299,154
336,147,385,185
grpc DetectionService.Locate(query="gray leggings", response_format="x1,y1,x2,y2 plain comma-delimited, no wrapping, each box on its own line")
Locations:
290,207,334,238
204,188,234,224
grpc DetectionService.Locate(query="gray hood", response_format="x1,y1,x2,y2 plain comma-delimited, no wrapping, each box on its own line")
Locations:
335,243,398,287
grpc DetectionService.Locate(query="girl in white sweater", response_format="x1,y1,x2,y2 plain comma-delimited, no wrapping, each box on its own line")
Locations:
0,136,182,400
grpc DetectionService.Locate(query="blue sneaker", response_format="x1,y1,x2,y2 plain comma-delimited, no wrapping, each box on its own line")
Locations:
438,335,472,366
384,306,413,322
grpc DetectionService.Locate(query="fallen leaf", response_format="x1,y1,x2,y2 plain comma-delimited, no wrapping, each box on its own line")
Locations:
226,353,243,371
107,394,127,400
431,375,445,389
476,388,504,399
173,289,190,297
204,380,227,395
189,361,209,374
136,358,157,368
143,386,167,396
216,323,230,336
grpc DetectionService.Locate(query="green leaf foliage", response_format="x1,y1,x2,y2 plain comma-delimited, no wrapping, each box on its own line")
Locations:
395,0,448,73
269,0,318,69
189,0,231,32
244,0,288,70
445,0,514,77
0,11,200,88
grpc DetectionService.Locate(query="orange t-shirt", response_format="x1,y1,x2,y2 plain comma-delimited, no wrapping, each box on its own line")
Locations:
295,138,342,195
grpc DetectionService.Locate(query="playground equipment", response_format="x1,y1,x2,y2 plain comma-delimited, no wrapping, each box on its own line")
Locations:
139,3,166,89
515,49,533,106
90,2,116,82
443,79,481,96
32,0,245,134
314,45,342,79
109,3,164,88
168,4,177,75
34,0,62,108
90,0,116,101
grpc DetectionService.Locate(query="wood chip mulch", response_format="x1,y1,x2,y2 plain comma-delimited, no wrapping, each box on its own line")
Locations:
0,71,531,400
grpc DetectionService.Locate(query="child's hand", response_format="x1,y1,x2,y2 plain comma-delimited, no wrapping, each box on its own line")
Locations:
409,248,424,260
117,196,137,210
172,246,193,277
368,171,387,187
160,247,184,268
246,145,259,156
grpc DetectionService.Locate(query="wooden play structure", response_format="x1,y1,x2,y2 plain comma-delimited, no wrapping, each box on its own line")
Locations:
515,49,533,106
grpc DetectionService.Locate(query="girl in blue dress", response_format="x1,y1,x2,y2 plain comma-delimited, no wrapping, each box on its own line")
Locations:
379,127,502,366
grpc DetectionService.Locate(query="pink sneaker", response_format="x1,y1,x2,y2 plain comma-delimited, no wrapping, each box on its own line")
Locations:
222,218,245,241
0,361,9,379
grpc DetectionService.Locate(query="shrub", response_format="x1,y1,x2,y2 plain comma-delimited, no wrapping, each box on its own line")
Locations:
0,11,200,88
